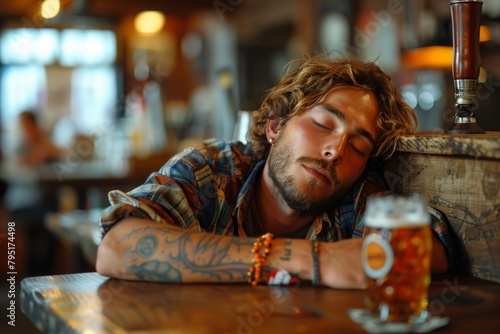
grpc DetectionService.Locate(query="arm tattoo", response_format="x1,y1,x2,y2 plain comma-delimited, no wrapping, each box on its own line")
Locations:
123,225,254,282
280,239,293,262
130,260,182,282
136,234,158,258
170,233,251,281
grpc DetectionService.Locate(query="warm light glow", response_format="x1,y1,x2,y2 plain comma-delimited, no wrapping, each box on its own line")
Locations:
402,46,454,69
403,25,491,69
134,11,166,34
40,0,60,19
480,25,491,42
218,70,234,89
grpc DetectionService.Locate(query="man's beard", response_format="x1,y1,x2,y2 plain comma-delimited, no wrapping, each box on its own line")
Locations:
267,139,341,216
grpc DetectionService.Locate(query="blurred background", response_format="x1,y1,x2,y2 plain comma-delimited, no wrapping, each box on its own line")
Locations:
0,0,500,293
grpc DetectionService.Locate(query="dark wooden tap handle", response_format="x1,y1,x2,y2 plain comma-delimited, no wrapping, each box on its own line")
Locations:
450,1,482,80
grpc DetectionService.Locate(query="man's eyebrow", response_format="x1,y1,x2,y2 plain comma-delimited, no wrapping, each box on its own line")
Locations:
318,104,376,146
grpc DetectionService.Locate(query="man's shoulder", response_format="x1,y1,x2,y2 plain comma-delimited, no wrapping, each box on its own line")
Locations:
178,139,253,161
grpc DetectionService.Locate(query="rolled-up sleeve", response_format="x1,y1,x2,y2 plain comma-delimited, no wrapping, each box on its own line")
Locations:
99,150,207,237
99,185,192,236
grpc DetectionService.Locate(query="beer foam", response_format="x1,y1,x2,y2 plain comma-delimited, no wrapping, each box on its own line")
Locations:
364,193,430,228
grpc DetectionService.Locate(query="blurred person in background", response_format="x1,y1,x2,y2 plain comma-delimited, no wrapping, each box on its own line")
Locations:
5,110,64,277
16,110,64,167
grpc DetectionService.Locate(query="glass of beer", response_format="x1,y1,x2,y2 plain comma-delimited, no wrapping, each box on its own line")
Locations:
361,193,432,324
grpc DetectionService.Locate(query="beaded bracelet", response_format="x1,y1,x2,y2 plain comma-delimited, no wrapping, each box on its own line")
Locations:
247,233,274,286
312,240,320,286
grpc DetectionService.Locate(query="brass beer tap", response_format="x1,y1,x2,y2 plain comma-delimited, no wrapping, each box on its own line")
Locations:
446,0,486,134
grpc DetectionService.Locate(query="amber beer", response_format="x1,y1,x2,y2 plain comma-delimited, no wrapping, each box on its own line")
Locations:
361,193,432,323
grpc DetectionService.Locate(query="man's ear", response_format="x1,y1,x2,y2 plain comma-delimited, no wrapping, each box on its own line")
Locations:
266,116,280,141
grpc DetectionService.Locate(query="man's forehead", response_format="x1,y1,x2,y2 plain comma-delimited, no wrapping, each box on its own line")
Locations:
320,86,373,99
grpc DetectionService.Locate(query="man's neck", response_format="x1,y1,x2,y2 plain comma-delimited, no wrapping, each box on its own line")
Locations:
254,164,316,237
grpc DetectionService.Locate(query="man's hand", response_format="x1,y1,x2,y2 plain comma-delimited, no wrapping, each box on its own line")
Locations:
313,233,449,289
318,238,366,289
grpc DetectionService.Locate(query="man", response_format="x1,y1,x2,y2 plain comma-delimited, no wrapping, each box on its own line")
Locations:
97,56,453,288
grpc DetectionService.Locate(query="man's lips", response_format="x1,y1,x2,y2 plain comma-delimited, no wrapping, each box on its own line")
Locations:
303,165,333,185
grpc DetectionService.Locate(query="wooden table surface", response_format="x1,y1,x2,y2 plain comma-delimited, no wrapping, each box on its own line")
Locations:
20,272,500,334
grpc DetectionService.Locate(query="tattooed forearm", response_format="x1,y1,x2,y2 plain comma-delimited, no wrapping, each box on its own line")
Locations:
99,217,313,284
122,224,255,282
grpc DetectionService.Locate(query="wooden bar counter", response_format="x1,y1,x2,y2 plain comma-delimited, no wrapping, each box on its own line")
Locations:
20,272,500,333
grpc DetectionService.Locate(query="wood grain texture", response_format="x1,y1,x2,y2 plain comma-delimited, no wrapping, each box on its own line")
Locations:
386,132,500,283
19,272,500,333
395,131,500,159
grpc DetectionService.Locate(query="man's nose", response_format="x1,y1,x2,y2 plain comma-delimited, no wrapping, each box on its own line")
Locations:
322,134,347,164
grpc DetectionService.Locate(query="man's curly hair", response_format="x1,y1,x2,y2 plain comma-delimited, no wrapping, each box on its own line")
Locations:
248,55,417,161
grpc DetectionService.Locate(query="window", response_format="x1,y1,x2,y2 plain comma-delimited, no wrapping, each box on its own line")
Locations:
0,27,119,156
59,29,116,66
0,28,59,64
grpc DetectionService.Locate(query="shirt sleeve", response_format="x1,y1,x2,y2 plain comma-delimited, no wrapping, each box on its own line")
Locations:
427,206,457,273
99,148,212,237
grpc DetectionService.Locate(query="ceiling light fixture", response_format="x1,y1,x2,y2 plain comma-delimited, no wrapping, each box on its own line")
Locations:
134,11,166,35
40,0,61,19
